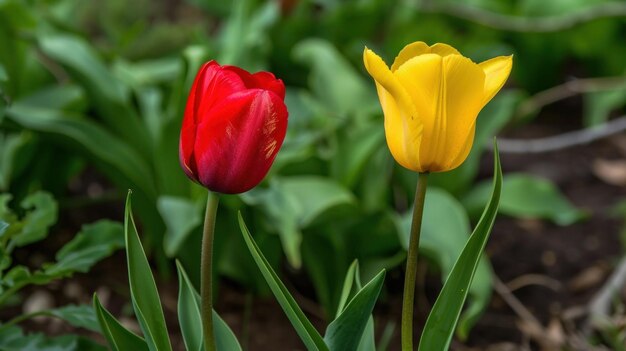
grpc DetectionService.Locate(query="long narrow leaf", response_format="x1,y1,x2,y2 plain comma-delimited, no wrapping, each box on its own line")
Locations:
6,105,156,197
419,142,502,350
176,261,202,351
324,270,385,351
176,261,242,351
238,213,328,351
93,295,149,351
125,192,172,351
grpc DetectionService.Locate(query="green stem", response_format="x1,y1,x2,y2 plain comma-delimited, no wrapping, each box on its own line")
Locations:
401,173,429,351
201,191,220,351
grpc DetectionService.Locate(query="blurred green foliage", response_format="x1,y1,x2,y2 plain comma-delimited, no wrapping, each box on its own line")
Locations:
1,0,624,344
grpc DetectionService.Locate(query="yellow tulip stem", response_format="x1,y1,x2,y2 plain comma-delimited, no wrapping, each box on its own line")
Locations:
201,191,220,351
401,173,429,351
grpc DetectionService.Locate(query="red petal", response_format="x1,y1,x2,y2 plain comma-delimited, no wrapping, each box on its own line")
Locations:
223,66,286,99
193,89,288,193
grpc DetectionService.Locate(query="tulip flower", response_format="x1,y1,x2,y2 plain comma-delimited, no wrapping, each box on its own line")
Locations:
363,41,512,350
179,60,288,194
179,61,288,351
363,41,512,173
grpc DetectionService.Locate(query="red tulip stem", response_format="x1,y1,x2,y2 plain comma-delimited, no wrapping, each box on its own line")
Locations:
401,173,429,351
201,191,220,351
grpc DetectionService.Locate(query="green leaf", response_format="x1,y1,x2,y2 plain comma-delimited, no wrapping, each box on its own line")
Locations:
0,132,33,191
394,187,493,340
463,173,586,225
46,220,124,276
176,261,242,351
18,85,85,111
330,123,385,188
176,260,202,351
158,197,203,257
38,34,128,104
324,267,385,351
11,192,57,247
243,176,355,268
584,83,626,127
419,142,502,351
47,304,101,332
238,213,329,351
293,39,377,116
124,192,172,351
0,324,106,351
93,295,149,351
5,104,156,197
37,34,150,158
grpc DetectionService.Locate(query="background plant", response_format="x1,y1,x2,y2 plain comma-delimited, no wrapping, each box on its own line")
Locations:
1,0,625,349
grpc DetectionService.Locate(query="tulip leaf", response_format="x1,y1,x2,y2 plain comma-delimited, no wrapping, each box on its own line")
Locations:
583,83,626,127
243,176,355,269
325,260,384,351
158,196,203,257
124,192,173,351
238,213,329,351
418,142,502,351
176,260,242,351
293,39,378,116
462,173,586,226
0,324,106,351
5,104,156,197
394,187,493,340
93,295,149,351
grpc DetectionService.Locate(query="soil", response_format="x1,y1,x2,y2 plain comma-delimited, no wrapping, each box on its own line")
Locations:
5,112,626,350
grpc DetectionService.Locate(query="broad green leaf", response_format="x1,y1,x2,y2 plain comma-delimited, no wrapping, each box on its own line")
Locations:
243,176,355,268
330,123,385,188
158,197,203,257
0,132,32,191
38,34,128,104
47,304,101,332
293,39,377,116
394,187,492,340
463,173,586,225
238,213,328,351
93,295,149,351
325,261,384,351
0,324,106,351
18,85,84,110
176,261,242,351
5,104,156,197
584,83,626,127
218,0,279,69
113,58,182,89
124,192,172,351
419,142,502,351
37,34,150,157
11,192,57,247
46,220,124,276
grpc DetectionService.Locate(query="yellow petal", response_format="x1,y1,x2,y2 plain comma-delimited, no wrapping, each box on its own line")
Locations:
429,43,461,57
447,126,476,171
363,48,417,118
395,54,485,171
375,84,422,171
479,55,513,105
390,41,429,72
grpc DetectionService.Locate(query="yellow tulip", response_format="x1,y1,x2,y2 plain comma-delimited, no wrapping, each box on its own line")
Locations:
363,41,512,173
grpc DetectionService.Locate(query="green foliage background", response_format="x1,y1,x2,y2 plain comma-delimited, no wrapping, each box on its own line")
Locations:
0,0,625,347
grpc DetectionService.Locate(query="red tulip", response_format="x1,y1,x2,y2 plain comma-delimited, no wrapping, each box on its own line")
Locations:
179,61,288,194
